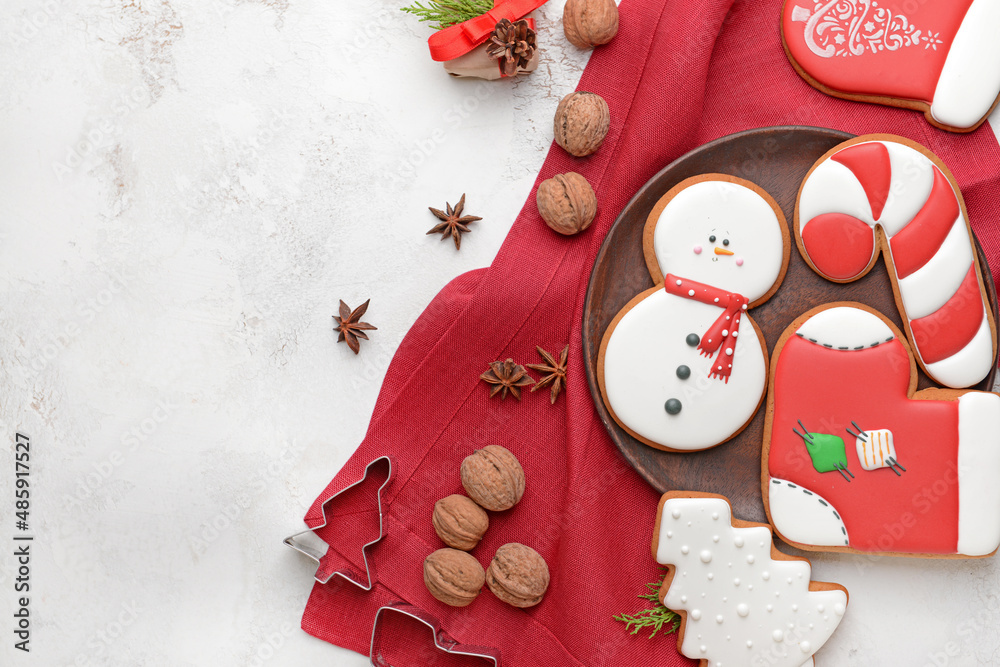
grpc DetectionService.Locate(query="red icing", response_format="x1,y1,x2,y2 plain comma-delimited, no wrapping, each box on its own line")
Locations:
662,273,747,382
801,213,875,279
831,142,891,220
889,167,962,279
909,265,984,364
782,0,974,107
768,335,960,554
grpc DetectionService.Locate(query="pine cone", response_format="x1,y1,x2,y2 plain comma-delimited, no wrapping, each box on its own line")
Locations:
485,19,536,77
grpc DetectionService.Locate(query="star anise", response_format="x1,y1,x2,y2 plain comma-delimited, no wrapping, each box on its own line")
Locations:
485,18,536,77
427,193,482,250
333,299,377,354
480,359,535,401
527,345,568,404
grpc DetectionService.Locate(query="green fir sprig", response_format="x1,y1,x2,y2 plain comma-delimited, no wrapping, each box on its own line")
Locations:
400,0,495,30
613,569,680,639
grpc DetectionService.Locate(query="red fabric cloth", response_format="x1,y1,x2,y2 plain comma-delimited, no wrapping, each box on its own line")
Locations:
301,0,1000,663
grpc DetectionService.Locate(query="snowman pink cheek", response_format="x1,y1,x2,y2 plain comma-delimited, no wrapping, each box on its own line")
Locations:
735,257,744,267
693,245,702,255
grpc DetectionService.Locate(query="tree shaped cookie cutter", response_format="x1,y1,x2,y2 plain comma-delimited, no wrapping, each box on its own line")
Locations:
370,602,501,666
283,456,393,589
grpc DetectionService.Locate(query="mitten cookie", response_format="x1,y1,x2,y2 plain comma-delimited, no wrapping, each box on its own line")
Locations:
598,175,790,452
795,134,997,388
653,491,848,666
782,0,1000,132
764,303,1000,557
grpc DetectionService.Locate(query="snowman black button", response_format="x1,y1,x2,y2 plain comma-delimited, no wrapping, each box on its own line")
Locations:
686,333,700,347
664,398,682,415
676,365,691,380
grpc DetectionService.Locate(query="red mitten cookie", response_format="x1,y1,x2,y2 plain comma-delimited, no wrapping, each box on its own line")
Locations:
795,134,997,389
782,0,1000,132
763,303,1000,558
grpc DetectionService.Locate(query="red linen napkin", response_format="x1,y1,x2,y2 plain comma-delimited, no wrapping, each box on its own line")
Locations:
301,0,1000,663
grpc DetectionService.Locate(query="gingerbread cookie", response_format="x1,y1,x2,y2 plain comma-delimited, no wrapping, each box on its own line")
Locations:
597,175,790,452
795,134,997,389
763,303,1000,557
781,0,1000,133
652,491,849,666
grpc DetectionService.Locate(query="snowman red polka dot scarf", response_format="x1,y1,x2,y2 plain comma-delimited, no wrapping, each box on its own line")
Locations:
663,273,748,382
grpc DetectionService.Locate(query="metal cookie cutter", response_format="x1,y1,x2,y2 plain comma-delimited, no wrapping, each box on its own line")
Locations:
370,603,501,666
284,456,393,590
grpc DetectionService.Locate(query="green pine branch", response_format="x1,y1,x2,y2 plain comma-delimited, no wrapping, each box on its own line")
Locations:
613,570,680,639
400,0,495,30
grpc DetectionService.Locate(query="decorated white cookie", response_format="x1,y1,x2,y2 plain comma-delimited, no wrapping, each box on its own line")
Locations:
795,134,997,389
597,175,790,452
782,0,1000,132
652,492,848,667
764,303,1000,557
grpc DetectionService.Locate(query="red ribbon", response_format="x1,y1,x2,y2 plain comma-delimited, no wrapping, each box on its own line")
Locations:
663,273,748,383
428,0,547,62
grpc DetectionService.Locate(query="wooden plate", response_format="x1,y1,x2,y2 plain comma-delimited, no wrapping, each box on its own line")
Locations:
582,126,998,523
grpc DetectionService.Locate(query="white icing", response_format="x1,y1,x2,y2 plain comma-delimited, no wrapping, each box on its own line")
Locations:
957,392,1000,556
602,290,768,450
855,429,897,471
767,478,849,547
798,158,874,234
878,141,936,238
655,497,847,666
893,214,972,319
930,0,1000,129
651,180,785,303
794,306,894,351
922,313,994,389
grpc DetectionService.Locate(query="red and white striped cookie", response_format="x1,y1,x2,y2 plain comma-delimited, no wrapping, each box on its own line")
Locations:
794,134,997,388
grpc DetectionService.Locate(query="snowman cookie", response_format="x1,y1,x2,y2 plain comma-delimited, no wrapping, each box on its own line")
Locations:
598,175,790,452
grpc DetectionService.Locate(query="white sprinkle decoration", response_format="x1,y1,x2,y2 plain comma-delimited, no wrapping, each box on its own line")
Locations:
722,329,728,336
817,604,825,613
700,550,713,563
715,615,724,624
773,630,784,643
688,289,695,297
681,545,690,555
766,604,773,612
700,645,707,654
726,347,733,355
681,595,688,603
734,578,741,587
691,609,702,621
737,604,749,617
714,297,720,303
742,304,748,310
713,535,720,543
734,536,744,548
708,573,714,580
676,279,683,286
672,509,681,519
667,531,673,538
762,571,770,581
834,603,845,616
792,604,799,612
746,555,755,564
712,512,719,520
733,331,738,337
801,641,812,654
747,640,753,648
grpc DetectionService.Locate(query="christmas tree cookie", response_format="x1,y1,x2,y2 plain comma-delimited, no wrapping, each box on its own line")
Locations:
781,0,1000,132
653,492,848,666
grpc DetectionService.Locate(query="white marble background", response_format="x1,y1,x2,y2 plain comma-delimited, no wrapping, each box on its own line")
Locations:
0,0,999,665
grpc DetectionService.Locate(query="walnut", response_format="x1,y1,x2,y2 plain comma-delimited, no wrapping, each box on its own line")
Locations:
486,543,550,608
423,548,486,607
563,0,619,48
432,494,489,551
460,445,526,511
536,172,597,235
553,91,610,157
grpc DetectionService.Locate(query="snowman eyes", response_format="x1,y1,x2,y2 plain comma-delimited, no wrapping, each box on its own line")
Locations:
709,235,716,242
723,239,730,246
